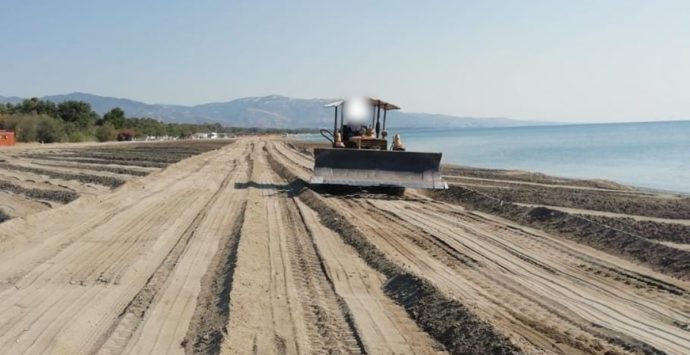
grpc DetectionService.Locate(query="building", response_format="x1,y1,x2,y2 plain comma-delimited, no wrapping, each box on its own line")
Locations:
0,130,16,146
192,132,209,139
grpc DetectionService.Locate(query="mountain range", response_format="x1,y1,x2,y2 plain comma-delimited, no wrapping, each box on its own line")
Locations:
0,93,546,129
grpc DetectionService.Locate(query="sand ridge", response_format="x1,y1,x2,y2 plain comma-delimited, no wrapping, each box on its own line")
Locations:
0,137,688,354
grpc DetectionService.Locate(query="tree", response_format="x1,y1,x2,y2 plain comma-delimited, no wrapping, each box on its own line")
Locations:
95,122,117,142
36,115,64,143
102,107,126,129
16,98,58,116
14,114,38,142
57,101,97,129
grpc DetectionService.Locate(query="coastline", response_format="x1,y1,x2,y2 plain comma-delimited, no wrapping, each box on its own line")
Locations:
291,119,690,194
288,138,690,197
1,137,689,353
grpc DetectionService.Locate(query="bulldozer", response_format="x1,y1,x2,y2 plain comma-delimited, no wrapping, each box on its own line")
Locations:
310,97,448,190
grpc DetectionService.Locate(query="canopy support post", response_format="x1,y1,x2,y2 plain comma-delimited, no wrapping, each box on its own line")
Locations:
371,103,376,129
383,109,387,132
375,104,381,138
333,107,338,136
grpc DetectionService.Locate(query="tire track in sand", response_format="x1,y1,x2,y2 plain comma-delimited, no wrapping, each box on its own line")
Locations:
222,142,363,354
293,198,446,354
0,141,247,354
270,139,690,354
342,196,690,354
95,144,252,354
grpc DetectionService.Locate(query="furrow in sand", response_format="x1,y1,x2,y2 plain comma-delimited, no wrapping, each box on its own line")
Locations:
0,187,201,350
293,197,446,354
3,137,688,354
369,199,690,353
0,145,223,285
270,141,690,354
222,142,364,354
516,203,690,226
183,199,247,355
0,189,209,353
347,195,690,353
0,141,246,354
266,141,517,354
62,155,245,354
0,146,245,319
95,148,251,354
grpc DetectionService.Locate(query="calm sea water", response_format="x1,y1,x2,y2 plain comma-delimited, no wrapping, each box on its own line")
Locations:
297,121,690,193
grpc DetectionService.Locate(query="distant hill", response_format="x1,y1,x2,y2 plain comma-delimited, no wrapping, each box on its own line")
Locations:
0,96,23,105
1,93,547,129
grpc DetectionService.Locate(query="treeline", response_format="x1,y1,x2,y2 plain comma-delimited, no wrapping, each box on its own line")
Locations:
0,98,316,143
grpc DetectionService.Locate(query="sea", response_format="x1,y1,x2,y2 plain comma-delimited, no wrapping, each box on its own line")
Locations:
295,120,690,194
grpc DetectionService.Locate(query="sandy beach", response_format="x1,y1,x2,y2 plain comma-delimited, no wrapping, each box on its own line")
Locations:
0,137,688,354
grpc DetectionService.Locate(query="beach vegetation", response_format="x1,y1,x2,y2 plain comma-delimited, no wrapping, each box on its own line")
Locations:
0,98,317,143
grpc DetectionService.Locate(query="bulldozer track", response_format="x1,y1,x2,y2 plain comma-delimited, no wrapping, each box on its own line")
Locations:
94,157,249,354
267,139,690,354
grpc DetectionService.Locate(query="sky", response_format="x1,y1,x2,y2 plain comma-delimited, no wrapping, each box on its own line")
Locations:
1,0,689,123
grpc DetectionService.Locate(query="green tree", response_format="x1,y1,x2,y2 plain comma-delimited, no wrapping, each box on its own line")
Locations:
57,101,97,129
16,98,58,116
95,122,117,142
14,114,39,142
36,115,64,143
102,107,126,129
61,121,92,142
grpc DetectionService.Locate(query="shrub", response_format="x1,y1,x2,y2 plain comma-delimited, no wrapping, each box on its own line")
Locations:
15,114,39,142
0,113,65,143
66,130,90,142
36,115,64,143
96,123,117,142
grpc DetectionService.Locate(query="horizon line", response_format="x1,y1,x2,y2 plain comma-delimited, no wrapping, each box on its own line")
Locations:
2,91,689,125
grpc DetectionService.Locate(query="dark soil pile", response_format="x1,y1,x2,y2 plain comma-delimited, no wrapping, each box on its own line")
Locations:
460,184,690,219
433,186,690,280
35,162,150,177
266,151,520,354
384,274,519,354
442,165,625,189
440,164,690,220
0,163,125,188
22,155,169,168
67,151,188,164
0,179,79,204
22,139,233,170
583,215,690,244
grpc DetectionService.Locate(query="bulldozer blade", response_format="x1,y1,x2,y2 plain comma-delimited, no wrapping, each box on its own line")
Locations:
310,148,448,189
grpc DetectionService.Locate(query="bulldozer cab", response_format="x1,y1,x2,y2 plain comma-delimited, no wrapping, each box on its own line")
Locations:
321,98,397,150
311,98,448,190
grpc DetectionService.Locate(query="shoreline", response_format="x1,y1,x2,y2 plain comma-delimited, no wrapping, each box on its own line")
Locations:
441,163,690,198
0,137,688,353
288,138,690,197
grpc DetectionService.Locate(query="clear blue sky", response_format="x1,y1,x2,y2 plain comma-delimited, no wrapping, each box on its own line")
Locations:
2,0,689,122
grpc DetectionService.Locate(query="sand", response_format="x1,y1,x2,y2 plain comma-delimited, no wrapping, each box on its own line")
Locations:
0,137,688,354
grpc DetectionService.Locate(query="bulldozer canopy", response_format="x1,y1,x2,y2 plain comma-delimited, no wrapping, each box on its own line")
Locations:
324,98,400,111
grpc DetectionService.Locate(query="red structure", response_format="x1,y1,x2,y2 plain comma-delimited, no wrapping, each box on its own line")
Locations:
0,130,16,146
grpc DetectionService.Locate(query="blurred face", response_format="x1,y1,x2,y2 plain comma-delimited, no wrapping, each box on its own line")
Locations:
344,96,371,125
